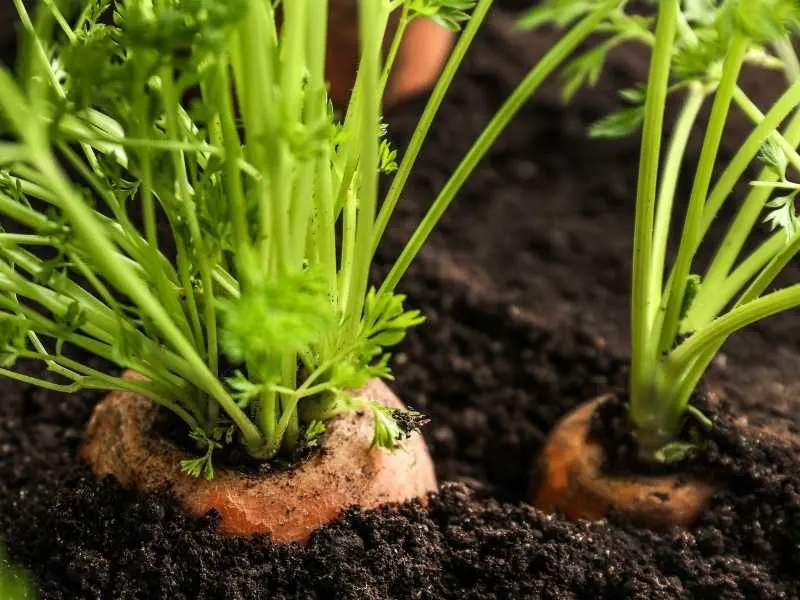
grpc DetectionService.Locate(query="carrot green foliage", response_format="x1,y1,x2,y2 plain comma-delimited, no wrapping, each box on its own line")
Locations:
0,0,617,476
523,0,800,461
0,542,36,600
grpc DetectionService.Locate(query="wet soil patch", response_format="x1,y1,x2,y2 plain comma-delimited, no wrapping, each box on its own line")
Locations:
1,7,800,600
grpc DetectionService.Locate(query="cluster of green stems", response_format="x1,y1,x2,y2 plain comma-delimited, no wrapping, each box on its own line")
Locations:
630,0,800,457
0,0,623,461
8,0,799,464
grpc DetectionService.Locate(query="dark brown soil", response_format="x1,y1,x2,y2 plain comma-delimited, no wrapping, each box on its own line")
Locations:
2,6,800,600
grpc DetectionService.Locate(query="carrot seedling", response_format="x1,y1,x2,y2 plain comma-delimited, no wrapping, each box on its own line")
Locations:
524,0,800,460
0,0,617,475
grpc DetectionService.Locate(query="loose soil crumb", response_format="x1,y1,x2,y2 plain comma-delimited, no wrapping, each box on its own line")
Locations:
1,7,800,600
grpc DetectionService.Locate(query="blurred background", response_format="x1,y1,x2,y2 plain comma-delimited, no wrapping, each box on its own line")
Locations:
1,3,17,62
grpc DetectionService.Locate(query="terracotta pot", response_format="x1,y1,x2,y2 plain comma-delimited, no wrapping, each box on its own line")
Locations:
82,375,437,542
327,1,454,107
532,396,716,530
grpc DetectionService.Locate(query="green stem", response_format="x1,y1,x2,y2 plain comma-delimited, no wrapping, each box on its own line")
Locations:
280,354,299,452
667,350,713,433
687,232,784,328
14,0,106,177
719,234,785,302
750,181,800,190
679,235,800,404
0,366,94,393
649,83,706,326
737,232,800,305
656,33,749,357
259,388,277,444
306,0,337,299
215,61,253,289
56,142,191,339
669,283,800,372
272,0,306,277
133,60,158,250
19,347,173,398
289,0,325,269
0,262,113,344
332,91,362,219
379,6,410,99
629,0,680,437
315,135,337,301
160,71,216,375
774,37,800,83
0,234,52,245
703,84,800,225
233,0,277,272
69,254,122,315
0,264,191,391
31,151,262,447
55,144,134,237
699,90,800,293
213,266,240,298
40,0,75,41
12,0,65,98
25,329,80,380
0,290,194,405
175,251,203,350
2,246,117,334
344,0,385,331
0,190,53,230
339,188,358,315
55,129,248,164
0,196,159,282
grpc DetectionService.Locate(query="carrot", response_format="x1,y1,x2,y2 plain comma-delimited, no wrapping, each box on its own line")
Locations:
532,397,715,530
82,378,436,542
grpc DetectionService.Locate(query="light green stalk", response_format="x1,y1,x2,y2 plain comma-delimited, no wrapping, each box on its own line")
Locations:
627,0,680,454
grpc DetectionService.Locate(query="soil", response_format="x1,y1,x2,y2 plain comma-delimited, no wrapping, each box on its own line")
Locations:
153,395,315,474
586,390,713,475
2,6,800,599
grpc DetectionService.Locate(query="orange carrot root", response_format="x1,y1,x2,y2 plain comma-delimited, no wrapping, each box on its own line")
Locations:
82,377,437,542
532,396,716,530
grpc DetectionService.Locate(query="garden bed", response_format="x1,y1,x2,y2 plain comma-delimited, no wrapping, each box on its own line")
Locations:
1,8,800,599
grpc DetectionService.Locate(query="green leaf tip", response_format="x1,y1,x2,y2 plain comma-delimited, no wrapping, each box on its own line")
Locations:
221,269,337,377
0,314,31,368
518,0,598,30
721,0,800,42
368,400,429,451
405,0,478,31
759,134,789,179
589,105,644,138
763,193,799,239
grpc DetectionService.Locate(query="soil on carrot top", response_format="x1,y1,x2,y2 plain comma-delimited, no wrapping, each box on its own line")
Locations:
3,7,800,599
153,383,318,473
585,390,754,479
